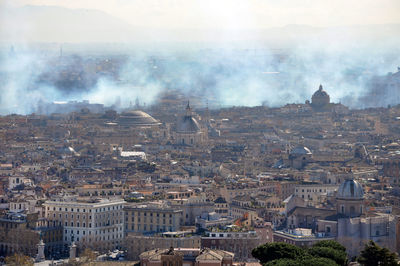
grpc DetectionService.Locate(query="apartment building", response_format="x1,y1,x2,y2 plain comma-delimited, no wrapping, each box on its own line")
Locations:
43,197,125,252
124,202,183,234
294,184,338,206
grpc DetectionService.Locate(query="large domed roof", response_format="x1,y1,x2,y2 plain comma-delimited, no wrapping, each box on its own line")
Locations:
118,110,161,126
176,102,201,133
337,179,364,200
177,115,200,133
313,85,329,97
311,84,330,107
290,146,312,155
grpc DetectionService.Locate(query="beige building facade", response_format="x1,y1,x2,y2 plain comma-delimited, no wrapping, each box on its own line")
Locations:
44,197,125,252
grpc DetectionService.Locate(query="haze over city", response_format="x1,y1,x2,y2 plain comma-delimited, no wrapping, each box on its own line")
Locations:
0,0,399,114
1,3,400,264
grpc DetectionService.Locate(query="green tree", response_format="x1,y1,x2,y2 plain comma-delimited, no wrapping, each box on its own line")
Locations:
308,246,347,266
265,258,303,266
266,257,338,266
251,242,307,264
252,240,348,266
5,253,34,266
312,240,346,252
357,240,398,266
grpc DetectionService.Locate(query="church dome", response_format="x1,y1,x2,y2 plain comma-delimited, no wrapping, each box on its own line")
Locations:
177,116,200,133
311,84,330,107
290,146,312,155
118,110,161,126
176,102,201,133
337,179,364,200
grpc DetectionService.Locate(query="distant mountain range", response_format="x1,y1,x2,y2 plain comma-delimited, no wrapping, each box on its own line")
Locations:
1,5,399,46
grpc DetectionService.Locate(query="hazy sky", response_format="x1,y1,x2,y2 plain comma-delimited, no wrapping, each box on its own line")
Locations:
2,0,400,29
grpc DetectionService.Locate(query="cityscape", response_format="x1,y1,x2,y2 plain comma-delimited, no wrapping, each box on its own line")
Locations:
0,0,400,265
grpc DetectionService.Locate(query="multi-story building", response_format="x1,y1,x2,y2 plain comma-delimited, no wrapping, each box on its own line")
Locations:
170,196,214,225
140,247,234,266
0,212,63,258
214,197,229,216
43,197,125,252
273,228,335,247
124,231,201,260
201,228,272,262
294,184,338,206
124,202,183,234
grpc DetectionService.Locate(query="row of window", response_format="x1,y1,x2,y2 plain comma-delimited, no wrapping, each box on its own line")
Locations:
128,212,173,218
125,216,173,224
65,234,123,242
65,227,122,235
63,220,123,227
47,205,123,213
296,188,327,193
126,224,173,232
54,213,92,219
